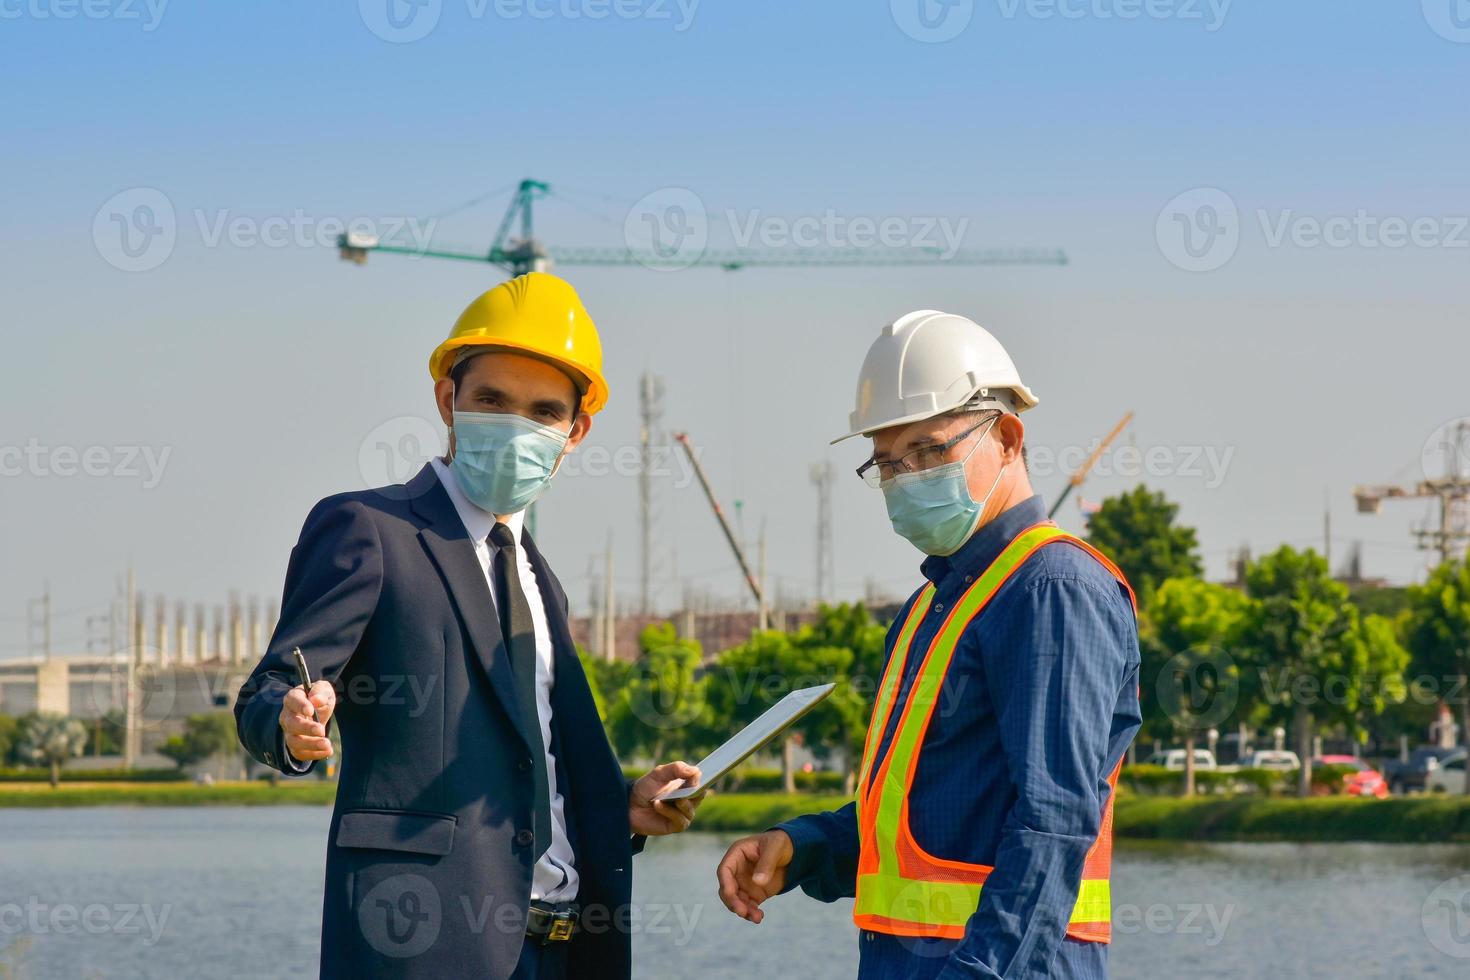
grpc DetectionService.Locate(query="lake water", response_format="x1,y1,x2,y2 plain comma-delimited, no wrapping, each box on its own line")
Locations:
3,807,1470,978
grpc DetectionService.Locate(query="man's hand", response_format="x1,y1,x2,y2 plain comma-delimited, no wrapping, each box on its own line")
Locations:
279,680,335,763
716,830,793,924
629,761,704,836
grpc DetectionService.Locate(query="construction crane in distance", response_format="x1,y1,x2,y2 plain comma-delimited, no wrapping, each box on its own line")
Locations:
337,178,1069,275
1354,419,1470,565
1048,412,1135,519
672,431,768,628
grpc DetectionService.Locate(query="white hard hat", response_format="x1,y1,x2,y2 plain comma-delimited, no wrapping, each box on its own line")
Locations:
832,310,1038,444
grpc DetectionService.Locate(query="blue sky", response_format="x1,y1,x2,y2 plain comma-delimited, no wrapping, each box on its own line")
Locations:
3,1,1468,656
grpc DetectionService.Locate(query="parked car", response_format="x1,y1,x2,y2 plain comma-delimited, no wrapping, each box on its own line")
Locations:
1242,750,1301,771
1145,748,1217,771
1383,746,1456,795
1426,749,1467,794
1317,755,1390,798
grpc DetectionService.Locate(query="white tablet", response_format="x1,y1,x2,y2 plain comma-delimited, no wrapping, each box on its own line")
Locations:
655,683,837,801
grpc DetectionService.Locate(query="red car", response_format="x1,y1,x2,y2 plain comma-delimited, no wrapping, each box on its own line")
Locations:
1318,755,1390,798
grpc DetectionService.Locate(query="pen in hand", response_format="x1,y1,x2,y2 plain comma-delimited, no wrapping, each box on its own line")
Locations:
293,647,317,721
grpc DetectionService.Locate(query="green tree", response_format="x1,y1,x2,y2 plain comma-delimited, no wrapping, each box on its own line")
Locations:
577,649,613,723
1406,557,1470,790
159,712,238,769
1085,485,1203,604
0,714,16,766
16,712,88,787
788,604,887,792
1141,577,1252,795
705,624,865,793
604,623,709,764
1241,546,1368,797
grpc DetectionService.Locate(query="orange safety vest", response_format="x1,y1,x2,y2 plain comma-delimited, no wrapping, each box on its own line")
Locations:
852,522,1136,943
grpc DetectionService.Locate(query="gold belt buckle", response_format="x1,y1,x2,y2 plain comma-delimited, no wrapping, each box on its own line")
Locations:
547,915,574,942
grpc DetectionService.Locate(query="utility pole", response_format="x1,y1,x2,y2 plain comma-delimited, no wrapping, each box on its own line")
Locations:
602,531,616,662
638,372,664,616
27,582,51,661
810,461,835,605
124,567,139,769
1323,491,1332,572
1354,420,1470,566
758,520,769,632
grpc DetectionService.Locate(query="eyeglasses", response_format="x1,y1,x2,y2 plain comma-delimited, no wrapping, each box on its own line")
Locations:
855,413,999,488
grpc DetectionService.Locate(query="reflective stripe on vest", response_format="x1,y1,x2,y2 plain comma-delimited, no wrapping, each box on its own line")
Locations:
853,522,1136,944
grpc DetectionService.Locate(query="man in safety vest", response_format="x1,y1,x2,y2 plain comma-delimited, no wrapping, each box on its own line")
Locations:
716,310,1142,978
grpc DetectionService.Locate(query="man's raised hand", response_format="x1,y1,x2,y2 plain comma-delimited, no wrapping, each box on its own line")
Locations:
279,680,336,762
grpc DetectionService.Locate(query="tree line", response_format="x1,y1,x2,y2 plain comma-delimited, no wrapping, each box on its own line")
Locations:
587,484,1470,798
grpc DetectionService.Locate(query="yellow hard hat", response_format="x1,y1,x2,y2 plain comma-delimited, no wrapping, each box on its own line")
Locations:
430,272,609,415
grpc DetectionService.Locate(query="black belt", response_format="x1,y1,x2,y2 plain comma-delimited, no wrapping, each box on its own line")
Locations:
526,901,579,944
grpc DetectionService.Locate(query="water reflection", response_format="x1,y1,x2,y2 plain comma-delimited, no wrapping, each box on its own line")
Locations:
1,809,1468,978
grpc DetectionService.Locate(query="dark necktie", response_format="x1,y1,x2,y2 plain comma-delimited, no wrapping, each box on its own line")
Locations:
488,522,552,860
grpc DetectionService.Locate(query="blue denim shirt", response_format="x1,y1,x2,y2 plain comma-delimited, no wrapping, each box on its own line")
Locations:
776,496,1142,979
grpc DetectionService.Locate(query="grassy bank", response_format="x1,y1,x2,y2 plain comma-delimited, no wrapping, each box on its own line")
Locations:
7,782,1470,844
1112,794,1470,843
0,780,338,808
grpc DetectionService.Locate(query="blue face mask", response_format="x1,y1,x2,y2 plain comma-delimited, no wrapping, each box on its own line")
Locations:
450,411,569,515
881,418,1005,557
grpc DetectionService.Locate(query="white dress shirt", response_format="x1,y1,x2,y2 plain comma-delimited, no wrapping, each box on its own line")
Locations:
430,457,578,903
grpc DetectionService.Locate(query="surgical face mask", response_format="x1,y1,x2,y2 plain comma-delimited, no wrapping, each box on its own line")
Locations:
881,419,1006,556
449,411,569,515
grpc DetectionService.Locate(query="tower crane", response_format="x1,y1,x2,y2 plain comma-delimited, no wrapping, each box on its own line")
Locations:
1354,419,1470,565
337,178,1069,275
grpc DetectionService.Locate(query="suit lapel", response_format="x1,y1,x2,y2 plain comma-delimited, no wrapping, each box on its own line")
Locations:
522,529,624,798
406,464,536,756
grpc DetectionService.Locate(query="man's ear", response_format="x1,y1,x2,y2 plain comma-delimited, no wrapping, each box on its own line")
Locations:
434,378,456,428
565,412,592,450
995,413,1025,466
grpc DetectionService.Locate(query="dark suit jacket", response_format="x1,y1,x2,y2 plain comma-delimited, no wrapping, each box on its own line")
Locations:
235,464,639,979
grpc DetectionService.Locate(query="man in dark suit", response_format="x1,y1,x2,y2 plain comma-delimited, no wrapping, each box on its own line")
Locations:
235,272,703,979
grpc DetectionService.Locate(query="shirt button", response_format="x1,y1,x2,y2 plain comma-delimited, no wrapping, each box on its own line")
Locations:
964,575,973,583
515,829,535,847
865,931,875,942
934,602,944,612
518,758,532,772
265,752,275,765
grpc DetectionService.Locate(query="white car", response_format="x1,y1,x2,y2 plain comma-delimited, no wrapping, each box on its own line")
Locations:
1242,750,1301,771
1426,749,1467,794
1145,748,1217,771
